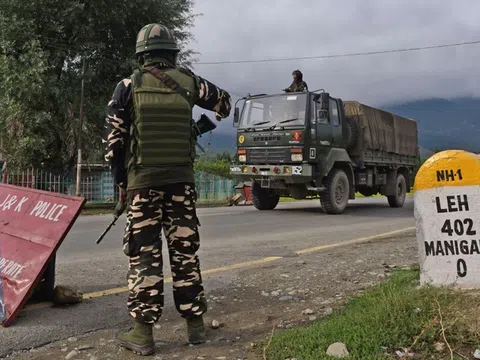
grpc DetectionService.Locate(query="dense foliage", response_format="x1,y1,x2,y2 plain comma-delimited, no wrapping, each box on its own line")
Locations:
0,0,198,174
194,152,234,178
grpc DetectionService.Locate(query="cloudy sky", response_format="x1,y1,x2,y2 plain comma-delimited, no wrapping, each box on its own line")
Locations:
187,0,480,131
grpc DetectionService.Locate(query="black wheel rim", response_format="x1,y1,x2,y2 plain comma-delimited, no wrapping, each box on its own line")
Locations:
397,180,404,198
335,179,347,205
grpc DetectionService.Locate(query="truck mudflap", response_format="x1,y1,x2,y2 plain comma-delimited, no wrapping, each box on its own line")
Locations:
230,164,313,178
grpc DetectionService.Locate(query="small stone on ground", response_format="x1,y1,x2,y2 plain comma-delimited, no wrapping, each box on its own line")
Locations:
302,309,315,315
212,320,221,329
326,342,349,357
65,350,79,360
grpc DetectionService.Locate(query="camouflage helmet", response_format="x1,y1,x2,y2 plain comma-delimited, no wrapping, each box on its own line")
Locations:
135,23,180,55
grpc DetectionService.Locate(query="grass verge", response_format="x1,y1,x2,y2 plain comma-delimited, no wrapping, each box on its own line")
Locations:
265,267,480,360
279,197,316,202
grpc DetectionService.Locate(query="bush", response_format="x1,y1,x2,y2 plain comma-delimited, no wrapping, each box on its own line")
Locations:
194,152,235,178
195,159,231,179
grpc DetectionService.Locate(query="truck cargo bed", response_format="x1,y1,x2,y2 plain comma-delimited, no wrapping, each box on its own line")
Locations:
344,101,419,158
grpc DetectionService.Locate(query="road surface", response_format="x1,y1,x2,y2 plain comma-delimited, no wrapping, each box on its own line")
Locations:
0,197,415,357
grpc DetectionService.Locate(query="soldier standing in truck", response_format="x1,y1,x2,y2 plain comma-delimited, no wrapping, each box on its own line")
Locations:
283,69,308,92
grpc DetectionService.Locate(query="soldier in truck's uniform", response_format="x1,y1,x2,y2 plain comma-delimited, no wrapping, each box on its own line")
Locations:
103,23,231,356
283,69,308,92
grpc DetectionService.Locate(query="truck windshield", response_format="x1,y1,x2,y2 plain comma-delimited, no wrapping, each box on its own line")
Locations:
239,93,307,129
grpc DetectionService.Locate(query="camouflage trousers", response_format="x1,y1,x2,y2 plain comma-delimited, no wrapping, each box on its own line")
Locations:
123,183,207,324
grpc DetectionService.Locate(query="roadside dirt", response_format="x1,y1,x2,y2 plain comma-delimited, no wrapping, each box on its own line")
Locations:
5,231,418,360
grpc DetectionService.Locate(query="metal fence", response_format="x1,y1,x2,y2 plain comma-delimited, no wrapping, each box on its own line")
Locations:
0,168,73,194
194,172,236,202
0,167,236,203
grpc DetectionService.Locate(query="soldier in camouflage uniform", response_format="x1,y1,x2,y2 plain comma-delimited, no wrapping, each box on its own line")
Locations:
283,69,308,92
103,23,232,356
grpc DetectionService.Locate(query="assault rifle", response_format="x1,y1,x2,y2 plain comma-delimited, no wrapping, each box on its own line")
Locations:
192,113,217,137
192,113,217,155
95,201,125,244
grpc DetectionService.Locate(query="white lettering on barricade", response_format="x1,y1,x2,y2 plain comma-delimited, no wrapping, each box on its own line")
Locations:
0,193,68,222
29,201,68,222
0,257,26,280
414,149,480,287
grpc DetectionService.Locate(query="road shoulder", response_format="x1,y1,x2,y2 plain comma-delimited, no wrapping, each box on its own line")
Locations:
6,231,417,360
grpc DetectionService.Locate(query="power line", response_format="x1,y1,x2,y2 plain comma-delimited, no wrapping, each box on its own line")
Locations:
37,37,480,97
40,37,480,68
195,39,480,65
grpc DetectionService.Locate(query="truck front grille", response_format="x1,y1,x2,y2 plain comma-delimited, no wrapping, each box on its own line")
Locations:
248,148,290,164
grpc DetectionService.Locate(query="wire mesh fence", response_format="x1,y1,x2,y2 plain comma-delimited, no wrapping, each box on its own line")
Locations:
194,172,236,202
0,166,236,203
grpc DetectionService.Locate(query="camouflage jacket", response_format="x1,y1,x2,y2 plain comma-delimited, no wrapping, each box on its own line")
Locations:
103,63,232,189
284,81,308,92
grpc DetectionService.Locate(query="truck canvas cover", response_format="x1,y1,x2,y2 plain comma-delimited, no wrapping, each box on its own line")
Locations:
343,101,418,157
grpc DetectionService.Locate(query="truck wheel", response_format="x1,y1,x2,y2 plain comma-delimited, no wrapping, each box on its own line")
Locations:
387,173,407,208
345,117,358,150
320,168,350,214
252,184,280,210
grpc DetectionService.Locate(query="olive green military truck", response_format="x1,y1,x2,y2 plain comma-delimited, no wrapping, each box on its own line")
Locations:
229,90,420,214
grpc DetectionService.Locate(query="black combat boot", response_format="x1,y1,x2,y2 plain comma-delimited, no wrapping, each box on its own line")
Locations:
115,321,155,356
186,315,207,344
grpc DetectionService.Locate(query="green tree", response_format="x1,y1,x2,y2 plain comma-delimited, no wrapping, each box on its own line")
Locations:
0,0,199,174
215,152,233,163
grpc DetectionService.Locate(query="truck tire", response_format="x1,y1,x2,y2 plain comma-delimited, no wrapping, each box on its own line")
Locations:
320,168,350,214
252,184,280,210
387,173,407,208
345,117,358,150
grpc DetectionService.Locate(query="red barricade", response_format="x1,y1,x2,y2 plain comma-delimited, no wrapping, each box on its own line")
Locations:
0,184,85,327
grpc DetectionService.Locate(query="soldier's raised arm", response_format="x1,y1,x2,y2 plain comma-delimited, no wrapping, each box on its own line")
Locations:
102,78,132,189
179,68,232,120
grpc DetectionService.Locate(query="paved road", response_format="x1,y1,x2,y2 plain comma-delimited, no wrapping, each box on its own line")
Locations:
0,197,415,357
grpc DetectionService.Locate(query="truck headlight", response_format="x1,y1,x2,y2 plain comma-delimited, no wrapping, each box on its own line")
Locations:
239,155,247,162
291,154,303,162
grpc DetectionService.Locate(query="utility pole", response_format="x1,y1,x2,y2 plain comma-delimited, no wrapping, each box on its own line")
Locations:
75,57,86,197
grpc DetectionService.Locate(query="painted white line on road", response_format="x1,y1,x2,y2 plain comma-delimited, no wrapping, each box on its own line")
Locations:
200,211,244,217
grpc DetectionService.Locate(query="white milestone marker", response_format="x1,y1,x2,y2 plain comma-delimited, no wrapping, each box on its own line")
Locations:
414,149,480,288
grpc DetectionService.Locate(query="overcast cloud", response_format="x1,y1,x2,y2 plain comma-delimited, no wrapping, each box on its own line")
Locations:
188,0,480,133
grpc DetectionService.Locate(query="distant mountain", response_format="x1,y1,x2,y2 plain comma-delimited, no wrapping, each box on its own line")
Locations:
197,132,236,154
382,97,480,153
199,97,480,157
418,146,434,159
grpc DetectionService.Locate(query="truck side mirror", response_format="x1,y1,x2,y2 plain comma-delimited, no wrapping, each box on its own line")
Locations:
233,107,240,127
